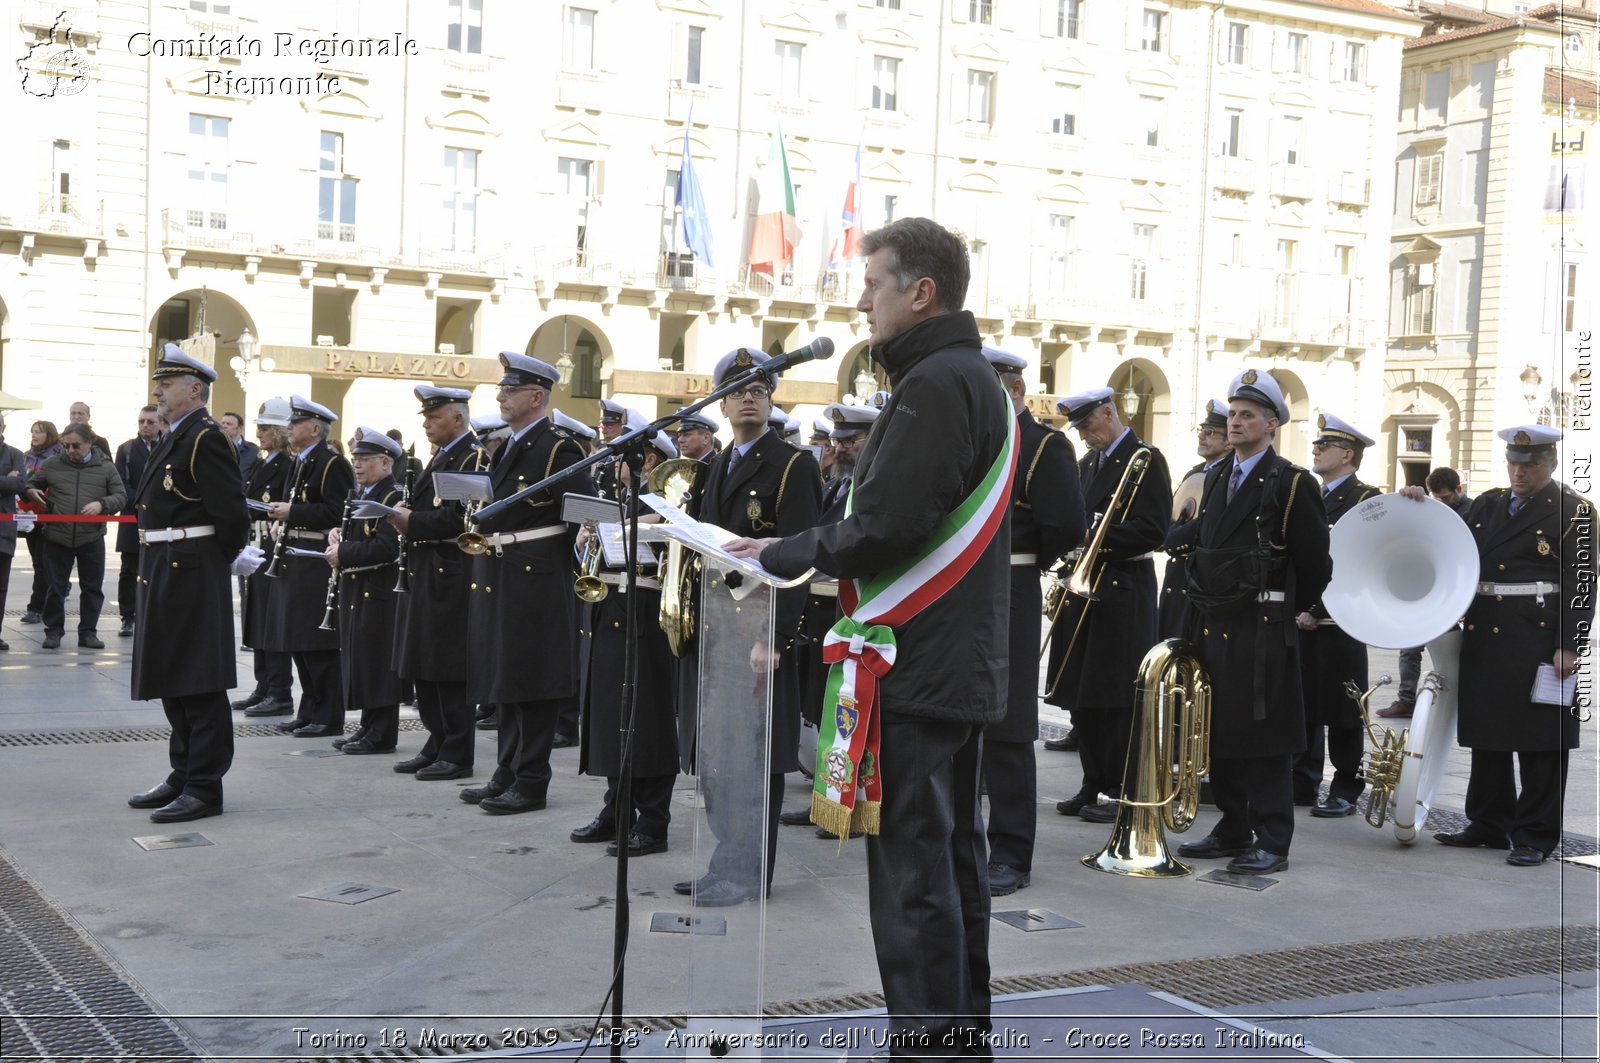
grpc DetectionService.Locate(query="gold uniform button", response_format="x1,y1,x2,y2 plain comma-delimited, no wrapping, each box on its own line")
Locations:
470,582,478,589
613,621,621,629
1203,627,1210,636
1497,595,1504,601
1492,627,1500,634
1498,564,1506,571
1222,633,1229,640
1467,623,1475,631
485,586,492,593
525,565,532,572
363,592,370,599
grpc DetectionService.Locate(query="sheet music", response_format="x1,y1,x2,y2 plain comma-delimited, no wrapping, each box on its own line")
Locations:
285,546,328,558
246,499,272,514
637,492,812,590
351,498,403,519
1530,663,1579,706
432,471,493,503
598,523,658,567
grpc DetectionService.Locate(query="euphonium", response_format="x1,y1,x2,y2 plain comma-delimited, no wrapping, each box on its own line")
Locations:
574,520,608,602
1082,638,1211,878
456,498,489,555
1040,446,1152,675
648,457,705,657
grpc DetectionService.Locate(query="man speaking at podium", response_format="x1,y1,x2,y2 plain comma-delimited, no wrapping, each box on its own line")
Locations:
729,217,1015,1061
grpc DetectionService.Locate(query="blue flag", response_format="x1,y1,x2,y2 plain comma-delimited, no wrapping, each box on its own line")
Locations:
676,121,715,268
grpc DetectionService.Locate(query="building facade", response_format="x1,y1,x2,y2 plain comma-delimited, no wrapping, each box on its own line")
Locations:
3,0,1414,468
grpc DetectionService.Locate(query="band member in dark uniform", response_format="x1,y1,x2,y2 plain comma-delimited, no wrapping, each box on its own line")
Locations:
1158,398,1232,641
325,427,406,755
127,346,249,823
1167,368,1330,875
1295,413,1380,817
237,399,296,717
982,347,1084,896
262,396,354,738
388,386,487,780
591,398,632,501
673,346,822,906
1045,387,1172,825
551,407,598,746
1425,424,1591,866
672,407,720,465
457,353,593,814
571,429,679,855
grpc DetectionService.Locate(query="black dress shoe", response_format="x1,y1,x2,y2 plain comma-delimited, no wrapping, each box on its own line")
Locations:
988,863,1030,897
1507,846,1547,867
692,877,754,907
778,807,812,826
1055,793,1094,816
551,731,577,749
1042,728,1079,752
415,760,472,781
331,736,352,750
474,705,496,722
1310,796,1358,818
1079,802,1118,824
479,789,546,815
78,634,105,649
230,689,267,710
570,816,617,842
1176,834,1255,859
475,716,498,731
21,611,41,625
119,617,135,637
393,754,432,774
149,794,223,823
243,700,294,717
41,634,60,649
607,830,668,857
460,780,508,804
1434,828,1511,850
341,738,395,755
674,874,714,896
1226,849,1288,875
128,782,180,809
292,723,339,737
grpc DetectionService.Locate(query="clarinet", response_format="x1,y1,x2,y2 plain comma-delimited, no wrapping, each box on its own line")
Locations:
318,489,357,631
262,455,308,579
392,444,417,593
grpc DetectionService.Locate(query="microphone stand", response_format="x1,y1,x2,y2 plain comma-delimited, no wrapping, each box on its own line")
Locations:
480,364,780,1060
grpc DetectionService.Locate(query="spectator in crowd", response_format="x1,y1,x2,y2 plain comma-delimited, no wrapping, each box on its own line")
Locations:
67,402,112,458
114,407,165,638
0,413,27,650
19,420,63,626
218,411,257,480
24,423,126,650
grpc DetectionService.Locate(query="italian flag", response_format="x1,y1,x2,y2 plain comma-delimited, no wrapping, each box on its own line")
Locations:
748,126,801,275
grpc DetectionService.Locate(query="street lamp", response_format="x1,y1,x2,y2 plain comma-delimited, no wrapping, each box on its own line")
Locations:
1117,366,1142,421
228,327,275,391
853,353,877,402
1520,364,1542,409
553,317,575,388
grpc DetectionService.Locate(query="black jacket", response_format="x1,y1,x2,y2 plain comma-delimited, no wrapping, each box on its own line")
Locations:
1300,475,1381,728
393,432,487,682
763,310,1012,725
115,436,162,554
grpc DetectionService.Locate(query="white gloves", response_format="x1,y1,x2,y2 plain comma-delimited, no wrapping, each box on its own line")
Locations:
230,543,267,576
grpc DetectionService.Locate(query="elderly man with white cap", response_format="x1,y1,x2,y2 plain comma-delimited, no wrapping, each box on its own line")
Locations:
1403,424,1591,866
1164,368,1330,876
236,398,296,718
1294,413,1381,819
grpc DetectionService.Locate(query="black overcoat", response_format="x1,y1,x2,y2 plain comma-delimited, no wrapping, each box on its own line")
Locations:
1168,447,1330,758
240,451,291,651
337,475,405,710
580,552,679,778
1299,476,1380,728
130,407,247,700
261,441,354,652
1043,430,1171,712
1458,484,1592,752
466,420,592,704
392,433,486,682
681,427,823,773
992,410,1084,743
114,437,160,554
1158,460,1211,640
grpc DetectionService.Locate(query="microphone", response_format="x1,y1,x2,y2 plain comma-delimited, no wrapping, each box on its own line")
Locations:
765,336,835,373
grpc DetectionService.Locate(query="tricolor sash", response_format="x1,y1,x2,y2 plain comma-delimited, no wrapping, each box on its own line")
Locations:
811,382,1018,840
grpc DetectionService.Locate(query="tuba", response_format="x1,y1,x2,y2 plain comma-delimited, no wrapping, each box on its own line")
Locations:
648,457,705,657
1083,639,1211,877
1321,494,1478,844
1041,446,1151,674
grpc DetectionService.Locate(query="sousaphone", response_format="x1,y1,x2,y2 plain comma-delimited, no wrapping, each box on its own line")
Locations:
1321,494,1478,844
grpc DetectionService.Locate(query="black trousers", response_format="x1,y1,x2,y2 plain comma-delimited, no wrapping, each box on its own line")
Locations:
161,690,234,805
491,698,563,797
291,649,343,729
1294,722,1366,803
414,678,473,765
0,551,12,623
1208,753,1295,856
1074,707,1132,800
251,648,293,701
980,737,1035,872
867,716,992,1061
1465,748,1570,854
602,773,675,838
118,550,139,621
704,771,784,893
43,539,106,637
24,531,52,613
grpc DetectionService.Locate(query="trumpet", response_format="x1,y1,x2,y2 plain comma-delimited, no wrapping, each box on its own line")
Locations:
1041,447,1152,680
456,498,489,555
318,490,356,632
574,520,608,602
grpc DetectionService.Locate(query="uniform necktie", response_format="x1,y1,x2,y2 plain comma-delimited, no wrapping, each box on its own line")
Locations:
1323,484,1333,500
1228,464,1243,503
1509,494,1523,517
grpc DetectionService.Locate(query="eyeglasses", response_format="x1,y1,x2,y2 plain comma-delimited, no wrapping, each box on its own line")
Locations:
61,441,88,450
497,385,538,395
727,385,772,401
1310,440,1350,451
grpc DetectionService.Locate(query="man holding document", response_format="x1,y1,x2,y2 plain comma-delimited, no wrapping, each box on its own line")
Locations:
1402,424,1592,867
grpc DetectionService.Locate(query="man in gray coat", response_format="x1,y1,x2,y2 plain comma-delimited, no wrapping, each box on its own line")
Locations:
24,422,126,649
731,217,1012,1059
